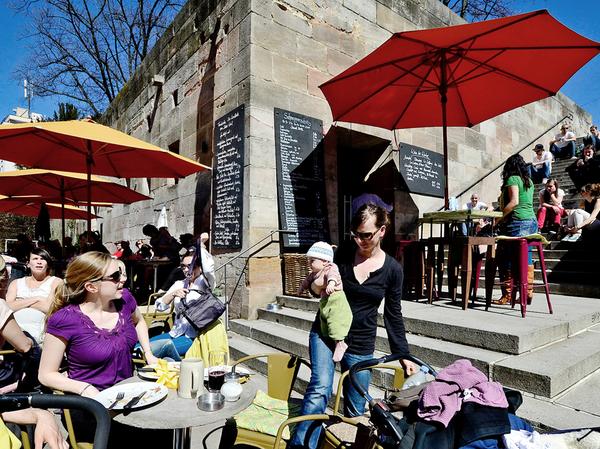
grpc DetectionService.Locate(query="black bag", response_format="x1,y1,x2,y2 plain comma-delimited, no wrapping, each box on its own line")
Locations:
178,243,225,333
179,289,225,333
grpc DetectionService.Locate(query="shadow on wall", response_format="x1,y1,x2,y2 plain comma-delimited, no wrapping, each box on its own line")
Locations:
332,126,420,252
194,17,222,236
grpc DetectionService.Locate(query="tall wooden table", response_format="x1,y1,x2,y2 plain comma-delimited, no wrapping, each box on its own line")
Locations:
420,210,502,309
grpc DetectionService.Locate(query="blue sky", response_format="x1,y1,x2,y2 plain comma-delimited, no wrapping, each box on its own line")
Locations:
0,1,599,123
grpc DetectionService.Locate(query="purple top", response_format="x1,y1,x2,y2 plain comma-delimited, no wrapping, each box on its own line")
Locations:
46,288,138,391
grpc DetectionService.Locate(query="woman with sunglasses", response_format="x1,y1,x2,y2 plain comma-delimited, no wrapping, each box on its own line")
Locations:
147,246,216,361
290,202,417,449
39,251,156,398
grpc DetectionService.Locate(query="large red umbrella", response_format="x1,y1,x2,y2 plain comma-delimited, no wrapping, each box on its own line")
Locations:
320,10,600,207
0,197,99,220
0,169,149,244
0,119,210,232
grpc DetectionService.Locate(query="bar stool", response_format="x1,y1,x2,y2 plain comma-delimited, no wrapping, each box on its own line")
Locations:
395,239,425,300
486,236,553,318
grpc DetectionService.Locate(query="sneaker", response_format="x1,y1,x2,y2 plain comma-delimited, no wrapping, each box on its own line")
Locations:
570,233,581,242
542,178,548,184
571,156,578,160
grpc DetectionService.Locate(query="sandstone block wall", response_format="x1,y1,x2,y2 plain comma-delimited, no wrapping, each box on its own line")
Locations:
99,0,592,319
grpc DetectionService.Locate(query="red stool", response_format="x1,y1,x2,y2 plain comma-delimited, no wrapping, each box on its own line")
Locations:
487,238,553,317
511,239,553,317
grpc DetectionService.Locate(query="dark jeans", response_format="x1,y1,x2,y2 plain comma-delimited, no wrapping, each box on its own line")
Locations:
529,162,551,184
550,141,575,159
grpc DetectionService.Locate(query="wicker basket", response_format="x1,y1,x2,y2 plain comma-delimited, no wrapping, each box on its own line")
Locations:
283,253,311,297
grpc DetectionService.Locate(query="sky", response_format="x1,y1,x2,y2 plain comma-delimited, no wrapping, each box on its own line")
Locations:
0,1,599,122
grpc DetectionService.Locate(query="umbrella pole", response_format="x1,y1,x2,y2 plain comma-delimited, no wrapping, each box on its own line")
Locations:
87,141,93,236
60,179,66,256
440,51,450,210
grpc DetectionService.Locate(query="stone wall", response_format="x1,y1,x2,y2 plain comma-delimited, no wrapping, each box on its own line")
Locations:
100,0,592,319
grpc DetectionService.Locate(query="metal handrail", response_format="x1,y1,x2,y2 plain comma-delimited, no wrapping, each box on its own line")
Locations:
439,112,574,210
215,229,295,329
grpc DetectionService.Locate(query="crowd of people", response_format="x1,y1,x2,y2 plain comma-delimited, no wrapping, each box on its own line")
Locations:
0,224,217,447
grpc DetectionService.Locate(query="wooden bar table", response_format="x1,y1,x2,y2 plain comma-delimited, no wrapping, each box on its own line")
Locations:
420,210,502,309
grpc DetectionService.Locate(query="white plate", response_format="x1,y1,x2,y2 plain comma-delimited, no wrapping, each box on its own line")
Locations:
95,382,168,410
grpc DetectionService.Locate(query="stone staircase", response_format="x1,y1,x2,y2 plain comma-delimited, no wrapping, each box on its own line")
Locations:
229,291,600,429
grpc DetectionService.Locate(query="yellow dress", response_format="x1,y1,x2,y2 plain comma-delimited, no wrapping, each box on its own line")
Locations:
0,419,21,449
184,319,229,363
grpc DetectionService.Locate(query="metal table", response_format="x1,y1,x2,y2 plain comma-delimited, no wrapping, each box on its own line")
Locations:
112,376,257,449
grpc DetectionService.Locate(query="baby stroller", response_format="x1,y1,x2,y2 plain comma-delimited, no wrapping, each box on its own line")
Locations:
0,393,111,449
273,353,600,449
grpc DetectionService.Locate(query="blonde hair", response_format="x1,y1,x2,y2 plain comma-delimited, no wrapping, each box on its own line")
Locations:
48,251,112,317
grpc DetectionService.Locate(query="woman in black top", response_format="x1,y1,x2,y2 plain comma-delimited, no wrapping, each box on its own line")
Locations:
290,202,416,449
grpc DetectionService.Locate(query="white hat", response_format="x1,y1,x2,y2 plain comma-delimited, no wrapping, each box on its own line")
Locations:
306,241,334,262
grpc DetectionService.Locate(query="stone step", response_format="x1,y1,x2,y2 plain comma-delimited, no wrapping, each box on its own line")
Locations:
231,311,600,399
228,325,395,396
493,328,600,397
256,306,508,376
275,296,573,355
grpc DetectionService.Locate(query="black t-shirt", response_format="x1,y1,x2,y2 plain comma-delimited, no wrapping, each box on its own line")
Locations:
313,242,410,356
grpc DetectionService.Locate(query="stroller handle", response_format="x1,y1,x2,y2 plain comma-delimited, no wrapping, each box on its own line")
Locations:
348,352,437,399
0,393,110,449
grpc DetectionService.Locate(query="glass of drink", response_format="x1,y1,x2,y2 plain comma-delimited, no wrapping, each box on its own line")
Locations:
207,350,228,391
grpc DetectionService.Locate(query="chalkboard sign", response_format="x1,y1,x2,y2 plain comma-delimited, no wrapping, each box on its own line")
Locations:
212,105,245,249
398,143,445,198
275,108,328,248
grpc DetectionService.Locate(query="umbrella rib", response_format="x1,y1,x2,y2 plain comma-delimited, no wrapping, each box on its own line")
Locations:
391,55,442,130
334,57,437,121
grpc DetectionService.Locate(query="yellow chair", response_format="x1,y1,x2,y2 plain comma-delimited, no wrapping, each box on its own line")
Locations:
274,363,407,449
229,353,310,449
141,292,174,332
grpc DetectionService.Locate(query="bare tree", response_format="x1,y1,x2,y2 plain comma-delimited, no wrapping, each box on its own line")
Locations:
441,0,513,21
12,0,183,116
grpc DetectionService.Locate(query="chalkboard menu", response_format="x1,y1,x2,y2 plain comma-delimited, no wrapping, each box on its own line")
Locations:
275,108,328,248
212,105,244,249
398,143,445,198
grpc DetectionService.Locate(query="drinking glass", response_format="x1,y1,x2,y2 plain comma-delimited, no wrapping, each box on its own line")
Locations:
207,350,229,391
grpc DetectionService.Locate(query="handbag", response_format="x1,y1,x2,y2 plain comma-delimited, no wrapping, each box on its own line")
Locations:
178,243,225,333
179,288,225,333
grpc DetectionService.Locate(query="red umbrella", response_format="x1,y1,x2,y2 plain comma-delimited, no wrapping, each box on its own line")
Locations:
0,169,149,244
320,10,600,207
0,197,99,220
0,119,209,233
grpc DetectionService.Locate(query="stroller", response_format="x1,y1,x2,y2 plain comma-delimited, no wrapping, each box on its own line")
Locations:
0,393,110,449
274,353,600,449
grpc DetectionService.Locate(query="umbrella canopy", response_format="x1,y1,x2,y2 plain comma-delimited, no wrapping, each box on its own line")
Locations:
320,10,600,207
0,119,210,233
0,119,209,178
0,197,99,220
0,169,151,204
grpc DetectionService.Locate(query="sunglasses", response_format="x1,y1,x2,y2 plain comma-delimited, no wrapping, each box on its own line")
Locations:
350,228,380,241
98,270,123,283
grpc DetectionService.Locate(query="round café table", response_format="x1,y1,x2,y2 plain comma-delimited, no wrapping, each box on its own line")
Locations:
112,376,257,449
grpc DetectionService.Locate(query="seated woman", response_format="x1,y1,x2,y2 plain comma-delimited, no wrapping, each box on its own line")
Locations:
38,252,158,445
149,247,216,361
5,248,61,344
39,251,157,396
0,298,36,394
536,179,565,233
564,183,600,243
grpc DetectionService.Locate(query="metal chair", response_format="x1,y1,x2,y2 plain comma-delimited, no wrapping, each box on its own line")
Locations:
228,352,310,449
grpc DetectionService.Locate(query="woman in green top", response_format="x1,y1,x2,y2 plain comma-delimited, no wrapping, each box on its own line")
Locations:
495,154,538,305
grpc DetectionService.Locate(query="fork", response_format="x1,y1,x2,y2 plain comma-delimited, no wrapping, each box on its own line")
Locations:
108,392,125,410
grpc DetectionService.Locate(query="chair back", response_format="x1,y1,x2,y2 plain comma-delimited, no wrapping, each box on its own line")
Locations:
267,354,304,401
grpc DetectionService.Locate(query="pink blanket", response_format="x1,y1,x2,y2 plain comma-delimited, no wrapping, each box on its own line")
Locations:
417,359,508,427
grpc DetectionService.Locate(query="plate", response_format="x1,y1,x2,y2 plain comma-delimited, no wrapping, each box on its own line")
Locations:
95,382,168,410
137,362,180,381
